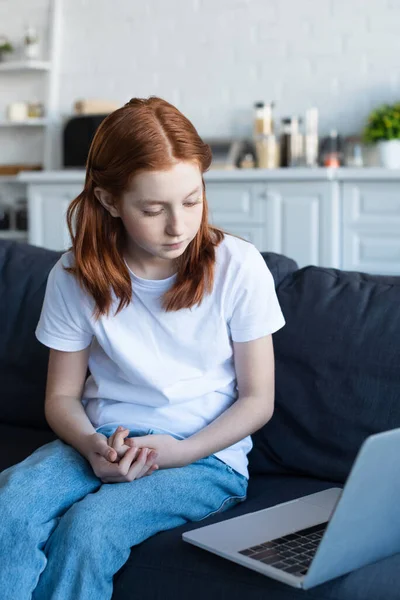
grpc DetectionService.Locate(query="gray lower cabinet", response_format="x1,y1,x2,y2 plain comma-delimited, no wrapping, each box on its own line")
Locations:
342,181,400,275
206,182,268,250
27,185,81,251
23,175,400,275
207,180,340,268
263,182,340,269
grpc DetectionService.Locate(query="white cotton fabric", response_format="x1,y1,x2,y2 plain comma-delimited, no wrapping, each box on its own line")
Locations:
36,234,285,478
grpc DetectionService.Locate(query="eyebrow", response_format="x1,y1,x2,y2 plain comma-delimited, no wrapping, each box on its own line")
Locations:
139,186,202,205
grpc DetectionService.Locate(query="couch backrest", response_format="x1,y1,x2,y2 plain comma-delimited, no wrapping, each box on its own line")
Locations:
0,241,61,429
6,240,399,485
250,263,400,484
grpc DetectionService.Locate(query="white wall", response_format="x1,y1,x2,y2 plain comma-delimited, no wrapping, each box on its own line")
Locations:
1,0,400,165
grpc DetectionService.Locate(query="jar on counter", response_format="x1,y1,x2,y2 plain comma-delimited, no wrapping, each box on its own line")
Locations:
255,135,278,169
321,130,342,167
15,198,28,231
239,153,256,169
343,136,364,167
280,117,304,167
0,204,10,230
253,102,278,168
253,102,275,136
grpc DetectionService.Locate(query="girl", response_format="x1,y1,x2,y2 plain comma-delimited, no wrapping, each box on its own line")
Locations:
0,96,285,599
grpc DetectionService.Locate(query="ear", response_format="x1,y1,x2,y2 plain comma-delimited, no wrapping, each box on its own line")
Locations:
94,187,120,218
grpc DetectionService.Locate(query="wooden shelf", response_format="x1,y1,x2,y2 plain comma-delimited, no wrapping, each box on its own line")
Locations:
0,60,51,72
0,119,48,127
0,230,28,240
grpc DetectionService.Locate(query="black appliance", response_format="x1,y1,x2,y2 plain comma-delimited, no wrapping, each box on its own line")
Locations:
62,114,108,168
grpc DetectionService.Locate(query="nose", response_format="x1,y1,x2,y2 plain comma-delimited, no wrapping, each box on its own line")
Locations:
165,209,185,238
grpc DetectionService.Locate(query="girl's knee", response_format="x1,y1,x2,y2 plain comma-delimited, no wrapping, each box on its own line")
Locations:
52,504,104,553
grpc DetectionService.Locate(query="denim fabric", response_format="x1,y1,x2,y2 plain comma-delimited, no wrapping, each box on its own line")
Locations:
0,426,247,600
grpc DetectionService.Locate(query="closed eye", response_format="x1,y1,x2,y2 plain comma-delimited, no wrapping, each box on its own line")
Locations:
142,199,202,217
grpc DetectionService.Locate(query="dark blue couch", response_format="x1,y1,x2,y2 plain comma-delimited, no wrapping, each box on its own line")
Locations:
1,240,399,600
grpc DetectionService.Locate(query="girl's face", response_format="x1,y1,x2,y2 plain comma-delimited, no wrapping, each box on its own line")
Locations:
97,161,204,275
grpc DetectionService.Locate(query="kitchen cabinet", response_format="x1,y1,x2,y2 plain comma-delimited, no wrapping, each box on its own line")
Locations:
206,182,269,250
342,181,400,275
17,168,400,275
262,181,340,269
27,184,81,251
206,179,340,269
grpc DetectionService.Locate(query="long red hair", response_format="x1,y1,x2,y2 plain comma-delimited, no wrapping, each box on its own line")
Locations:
65,96,224,318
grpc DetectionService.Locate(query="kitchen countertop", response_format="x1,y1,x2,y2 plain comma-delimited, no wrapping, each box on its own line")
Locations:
16,167,400,183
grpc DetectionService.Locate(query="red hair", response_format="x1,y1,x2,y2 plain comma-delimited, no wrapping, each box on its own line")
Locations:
66,96,224,318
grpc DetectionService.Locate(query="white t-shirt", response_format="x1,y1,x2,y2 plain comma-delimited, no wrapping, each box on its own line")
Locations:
36,234,285,478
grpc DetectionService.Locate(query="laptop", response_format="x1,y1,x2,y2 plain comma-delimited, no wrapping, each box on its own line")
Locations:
183,427,400,589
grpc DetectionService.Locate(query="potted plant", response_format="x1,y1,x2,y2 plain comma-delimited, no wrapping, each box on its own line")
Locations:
363,102,400,168
0,36,13,61
24,26,39,59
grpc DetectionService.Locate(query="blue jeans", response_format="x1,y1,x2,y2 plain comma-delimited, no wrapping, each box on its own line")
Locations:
0,426,247,600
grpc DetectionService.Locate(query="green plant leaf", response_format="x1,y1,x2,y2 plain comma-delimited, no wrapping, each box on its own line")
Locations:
363,101,400,143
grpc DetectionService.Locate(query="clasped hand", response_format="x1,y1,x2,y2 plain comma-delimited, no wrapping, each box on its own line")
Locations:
86,426,189,484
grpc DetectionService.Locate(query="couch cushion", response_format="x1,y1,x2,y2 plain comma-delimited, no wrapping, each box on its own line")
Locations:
261,251,298,288
0,423,57,472
113,474,400,600
250,265,400,483
113,475,337,600
0,241,61,429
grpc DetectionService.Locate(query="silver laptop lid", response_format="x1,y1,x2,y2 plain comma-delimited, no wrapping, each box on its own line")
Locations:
304,427,400,589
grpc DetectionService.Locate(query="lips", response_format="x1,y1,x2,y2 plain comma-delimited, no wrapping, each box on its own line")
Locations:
164,241,184,247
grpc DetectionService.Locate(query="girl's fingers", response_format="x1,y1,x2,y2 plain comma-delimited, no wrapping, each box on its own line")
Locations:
100,447,157,483
112,426,130,450
134,450,158,479
118,445,144,475
108,448,117,462
126,448,153,480
144,465,159,477
108,426,122,449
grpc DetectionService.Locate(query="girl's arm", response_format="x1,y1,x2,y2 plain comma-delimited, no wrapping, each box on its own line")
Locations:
128,334,276,468
182,334,275,463
44,347,98,458
45,348,158,481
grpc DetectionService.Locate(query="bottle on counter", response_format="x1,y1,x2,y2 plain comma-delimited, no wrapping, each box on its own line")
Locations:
343,136,364,167
280,116,304,167
0,204,10,231
321,130,342,167
253,101,278,168
15,198,28,231
304,108,319,167
253,102,274,136
240,152,256,169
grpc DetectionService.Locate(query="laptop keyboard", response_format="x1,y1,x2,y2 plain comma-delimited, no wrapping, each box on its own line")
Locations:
238,522,328,577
